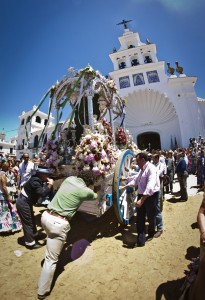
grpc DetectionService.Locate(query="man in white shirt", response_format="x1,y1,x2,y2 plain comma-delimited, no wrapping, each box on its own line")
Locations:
18,152,35,188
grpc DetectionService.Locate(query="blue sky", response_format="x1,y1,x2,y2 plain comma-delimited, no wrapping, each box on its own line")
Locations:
1,0,205,140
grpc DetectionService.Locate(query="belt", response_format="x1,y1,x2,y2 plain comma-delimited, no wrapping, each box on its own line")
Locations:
46,210,71,221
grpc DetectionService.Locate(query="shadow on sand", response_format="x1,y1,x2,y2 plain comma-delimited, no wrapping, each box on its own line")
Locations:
155,246,200,299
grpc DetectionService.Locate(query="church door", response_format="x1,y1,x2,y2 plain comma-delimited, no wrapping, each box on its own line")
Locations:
137,132,161,151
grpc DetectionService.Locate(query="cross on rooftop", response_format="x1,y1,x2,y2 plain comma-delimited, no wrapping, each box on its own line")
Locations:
116,19,132,29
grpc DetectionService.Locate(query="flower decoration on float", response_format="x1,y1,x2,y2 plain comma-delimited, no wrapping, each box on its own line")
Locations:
115,126,127,147
124,128,140,154
107,79,118,93
39,138,64,170
73,129,119,177
101,118,113,137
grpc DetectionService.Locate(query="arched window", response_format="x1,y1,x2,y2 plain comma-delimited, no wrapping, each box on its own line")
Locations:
21,119,25,125
36,116,41,123
127,42,135,49
34,135,38,148
119,60,126,69
144,55,152,64
44,119,48,125
131,55,139,66
43,134,47,145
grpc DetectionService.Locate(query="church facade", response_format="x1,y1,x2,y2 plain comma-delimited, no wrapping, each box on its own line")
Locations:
109,23,205,151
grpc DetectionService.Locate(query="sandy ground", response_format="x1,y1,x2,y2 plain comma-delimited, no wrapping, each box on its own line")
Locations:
0,174,203,300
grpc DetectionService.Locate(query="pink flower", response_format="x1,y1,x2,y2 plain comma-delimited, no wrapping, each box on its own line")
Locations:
101,149,106,159
90,141,98,150
88,153,95,161
105,165,110,171
92,166,101,176
84,155,90,163
52,151,59,159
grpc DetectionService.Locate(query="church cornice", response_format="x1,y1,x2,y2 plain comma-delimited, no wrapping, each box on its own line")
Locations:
167,76,197,86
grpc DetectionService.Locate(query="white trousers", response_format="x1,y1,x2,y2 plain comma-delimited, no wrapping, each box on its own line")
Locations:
38,211,71,296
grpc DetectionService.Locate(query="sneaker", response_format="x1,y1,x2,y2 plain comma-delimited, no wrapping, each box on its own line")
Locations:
154,231,163,238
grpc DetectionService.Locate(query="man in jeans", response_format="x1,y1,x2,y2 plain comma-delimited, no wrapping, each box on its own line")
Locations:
152,153,165,238
37,170,99,300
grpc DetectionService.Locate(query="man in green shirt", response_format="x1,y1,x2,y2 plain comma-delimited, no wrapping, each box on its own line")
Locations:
37,170,98,299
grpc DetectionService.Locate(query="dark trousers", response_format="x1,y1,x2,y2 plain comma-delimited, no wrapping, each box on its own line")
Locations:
16,194,37,245
136,192,158,245
177,174,188,200
166,171,174,192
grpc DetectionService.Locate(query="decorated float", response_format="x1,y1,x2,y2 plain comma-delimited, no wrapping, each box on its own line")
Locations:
26,65,139,224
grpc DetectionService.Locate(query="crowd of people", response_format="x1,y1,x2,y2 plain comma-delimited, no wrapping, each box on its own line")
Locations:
0,134,205,299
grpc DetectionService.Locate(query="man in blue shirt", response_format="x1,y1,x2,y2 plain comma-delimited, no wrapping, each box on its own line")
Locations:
175,151,188,201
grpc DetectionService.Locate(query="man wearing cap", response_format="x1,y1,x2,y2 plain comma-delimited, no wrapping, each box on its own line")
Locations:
16,166,54,249
37,169,99,300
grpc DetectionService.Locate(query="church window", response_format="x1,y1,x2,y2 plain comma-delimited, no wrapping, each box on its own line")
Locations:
128,44,135,49
133,73,145,86
131,58,139,66
146,71,160,83
21,119,25,125
36,116,41,123
119,76,130,89
144,55,152,64
119,61,126,69
34,135,38,148
43,134,47,145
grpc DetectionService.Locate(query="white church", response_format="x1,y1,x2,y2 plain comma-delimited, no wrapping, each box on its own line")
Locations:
2,20,205,159
109,20,205,150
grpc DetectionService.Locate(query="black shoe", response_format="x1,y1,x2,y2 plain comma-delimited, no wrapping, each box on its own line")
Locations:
179,198,188,202
133,242,145,248
38,292,50,299
34,232,47,240
26,242,44,250
147,234,154,241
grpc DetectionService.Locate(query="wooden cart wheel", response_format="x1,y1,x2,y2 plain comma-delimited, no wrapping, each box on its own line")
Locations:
112,149,135,225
